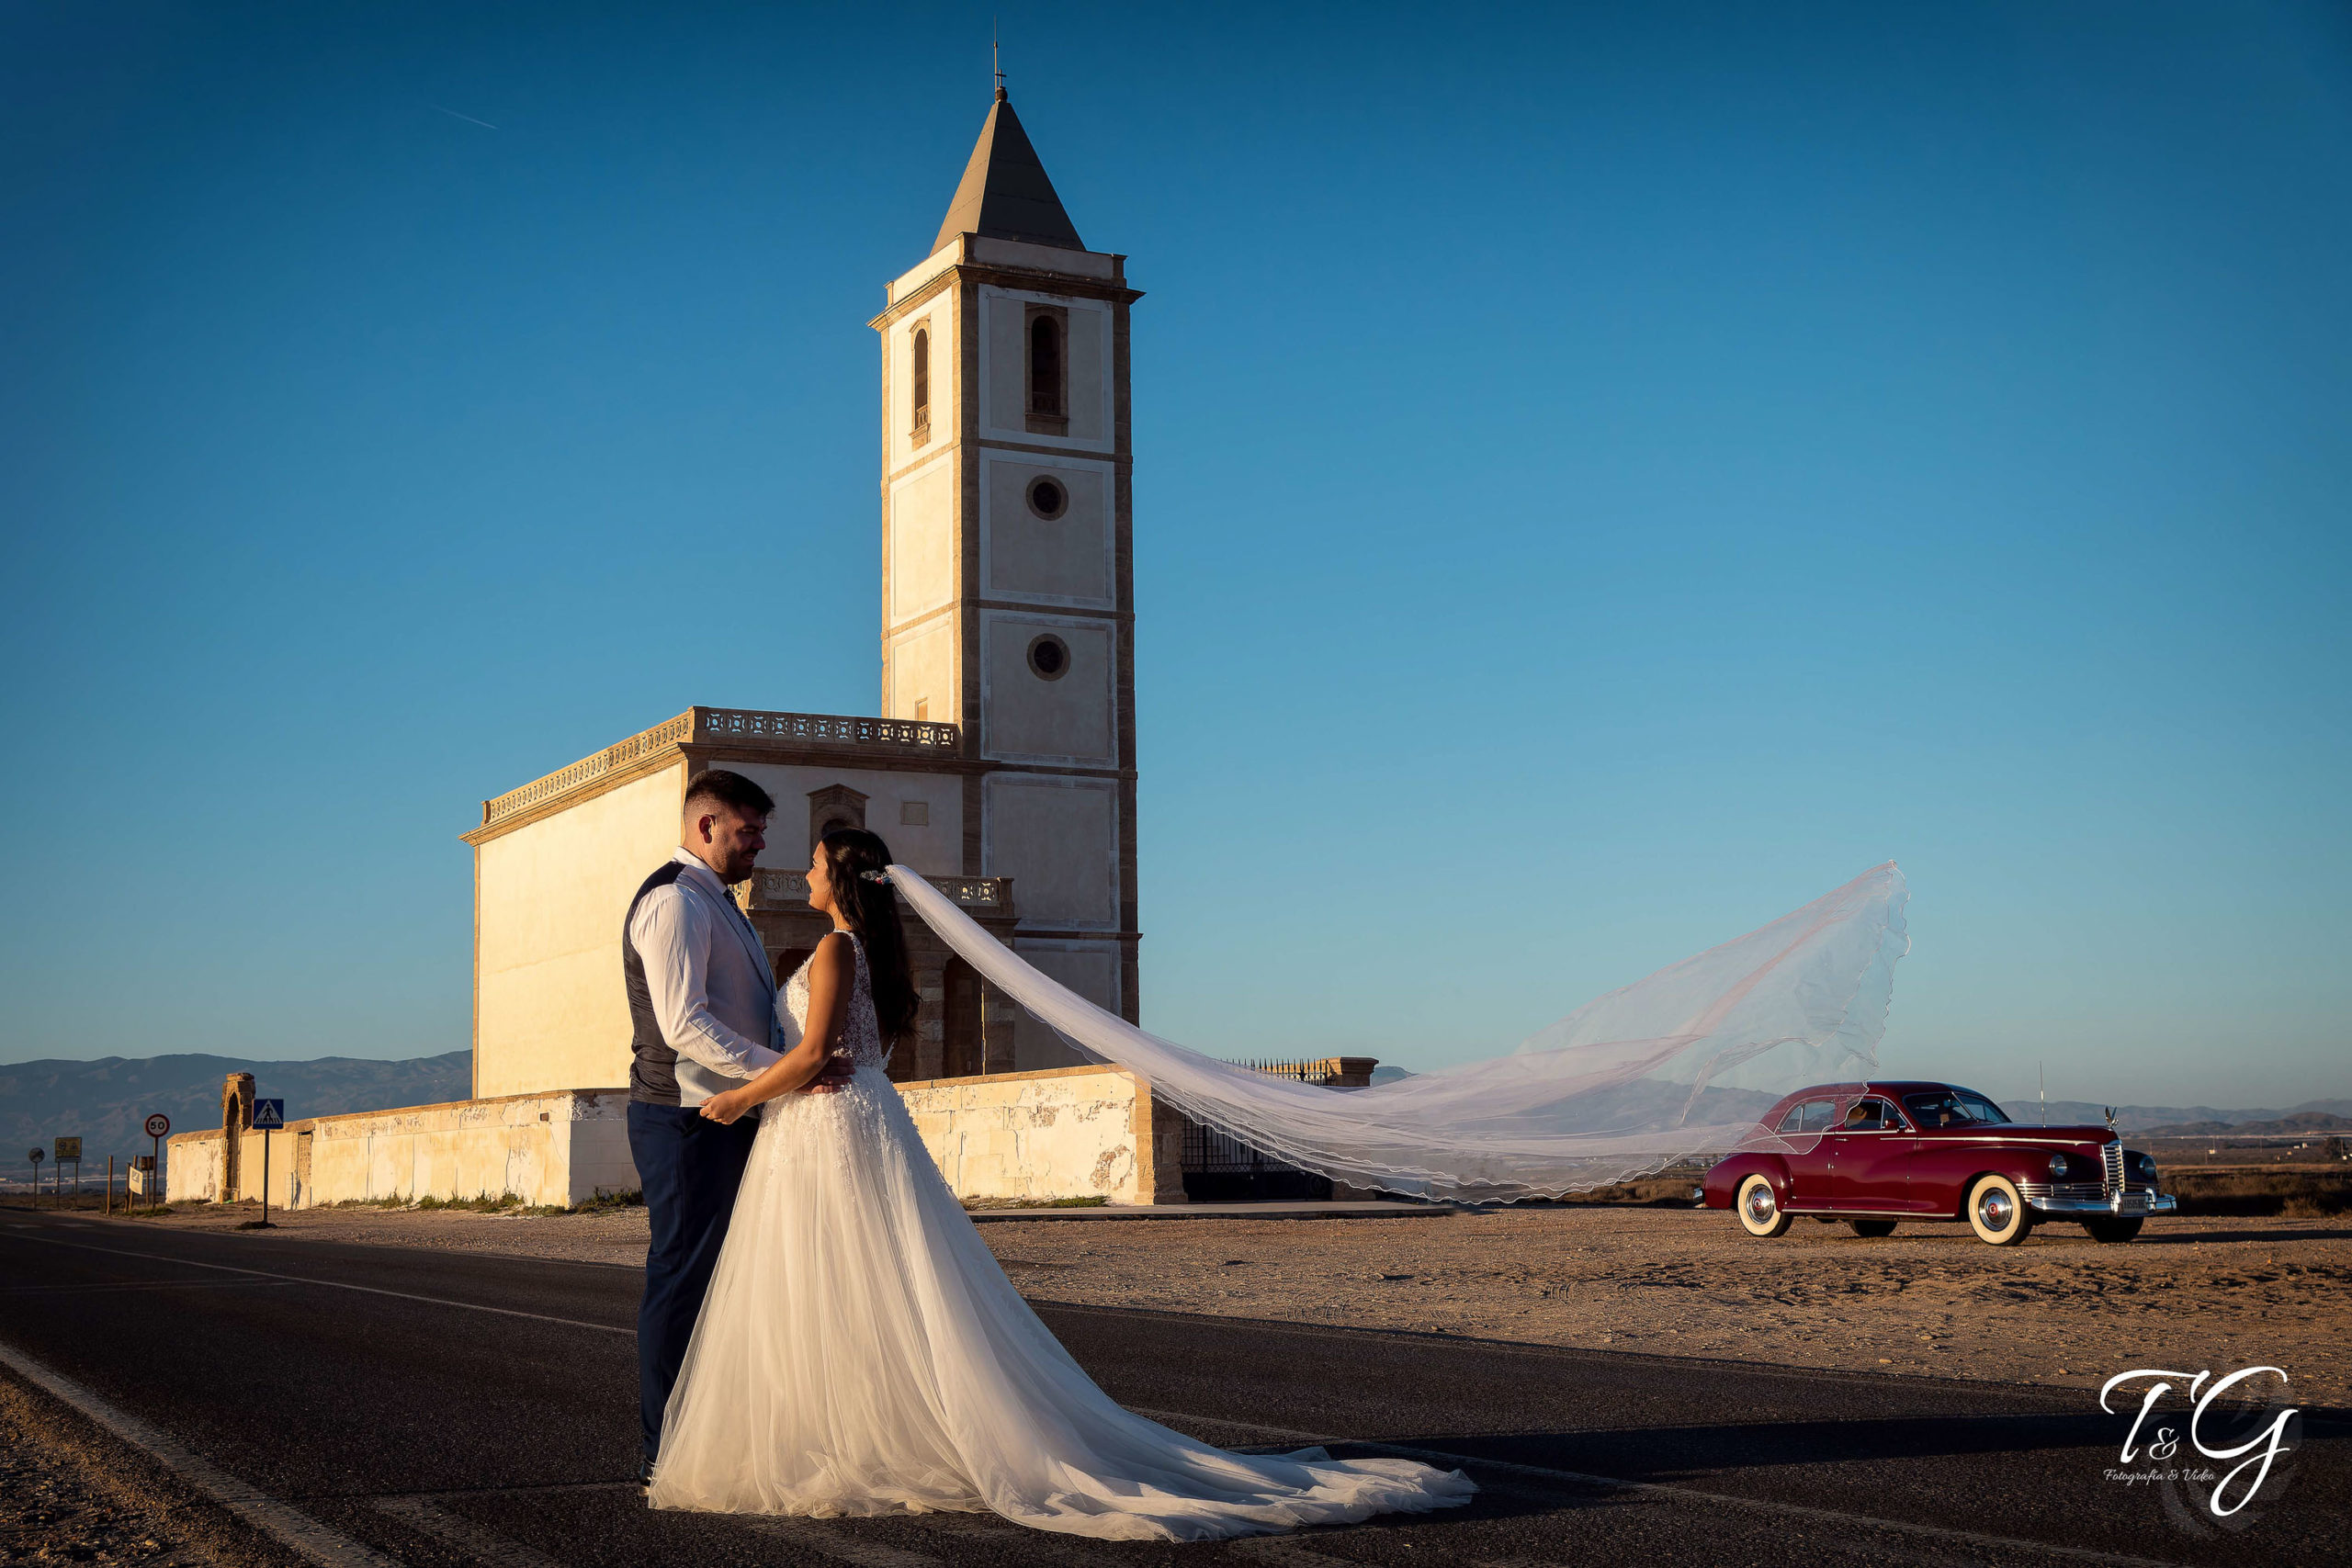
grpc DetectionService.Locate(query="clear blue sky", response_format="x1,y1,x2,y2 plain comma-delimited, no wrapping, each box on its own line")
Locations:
3,3,2346,1108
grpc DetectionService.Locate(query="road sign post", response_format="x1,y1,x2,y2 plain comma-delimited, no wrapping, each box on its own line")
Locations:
56,1138,81,1202
251,1100,284,1227
144,1114,170,1214
26,1147,40,1207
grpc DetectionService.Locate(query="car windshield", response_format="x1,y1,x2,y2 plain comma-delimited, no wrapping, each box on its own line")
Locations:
1903,1089,2012,1129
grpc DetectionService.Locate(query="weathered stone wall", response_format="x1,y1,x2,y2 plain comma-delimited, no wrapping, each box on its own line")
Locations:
164,1068,1182,1210
167,1089,636,1210
164,1132,224,1203
898,1064,1184,1205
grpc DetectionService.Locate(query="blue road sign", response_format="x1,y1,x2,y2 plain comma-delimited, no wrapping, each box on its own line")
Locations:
251,1099,285,1130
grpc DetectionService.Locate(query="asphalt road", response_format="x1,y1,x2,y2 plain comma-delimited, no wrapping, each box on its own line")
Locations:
0,1210,2341,1568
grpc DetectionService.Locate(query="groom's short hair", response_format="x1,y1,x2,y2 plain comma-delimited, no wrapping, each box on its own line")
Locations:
684,769,775,823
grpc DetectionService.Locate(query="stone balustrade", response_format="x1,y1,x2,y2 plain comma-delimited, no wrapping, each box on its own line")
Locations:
481,705,961,828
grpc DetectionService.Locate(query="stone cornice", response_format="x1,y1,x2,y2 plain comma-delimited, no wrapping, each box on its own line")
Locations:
462,707,963,846
870,260,1140,333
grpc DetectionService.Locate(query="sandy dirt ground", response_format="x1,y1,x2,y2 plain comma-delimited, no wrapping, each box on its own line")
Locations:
86,1201,2352,1408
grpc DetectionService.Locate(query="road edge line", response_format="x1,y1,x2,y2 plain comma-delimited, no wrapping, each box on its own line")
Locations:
0,1337,400,1568
9,1229,634,1336
373,1497,571,1568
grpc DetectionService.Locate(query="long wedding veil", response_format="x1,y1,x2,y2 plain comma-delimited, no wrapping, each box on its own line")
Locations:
886,863,1910,1201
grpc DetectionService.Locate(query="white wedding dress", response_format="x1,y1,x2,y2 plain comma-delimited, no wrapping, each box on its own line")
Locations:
646,932,1476,1540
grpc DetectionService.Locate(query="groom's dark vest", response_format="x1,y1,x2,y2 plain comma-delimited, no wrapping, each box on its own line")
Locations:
623,862,693,1104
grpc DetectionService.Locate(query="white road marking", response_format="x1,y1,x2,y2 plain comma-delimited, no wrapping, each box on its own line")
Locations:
5,1229,634,1336
1127,1408,2191,1568
0,1337,399,1568
0,1278,288,1296
374,1497,572,1568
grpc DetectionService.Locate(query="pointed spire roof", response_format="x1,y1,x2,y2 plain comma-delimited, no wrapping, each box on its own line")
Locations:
933,89,1085,254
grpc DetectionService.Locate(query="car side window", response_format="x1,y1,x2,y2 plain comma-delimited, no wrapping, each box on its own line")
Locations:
1841,1098,1899,1132
1904,1091,1962,1127
1780,1099,1838,1134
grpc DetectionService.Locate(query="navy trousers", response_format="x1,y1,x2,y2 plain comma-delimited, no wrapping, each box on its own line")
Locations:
628,1100,759,1462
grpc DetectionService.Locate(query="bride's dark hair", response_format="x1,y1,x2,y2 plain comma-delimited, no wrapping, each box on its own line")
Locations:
817,827,920,1046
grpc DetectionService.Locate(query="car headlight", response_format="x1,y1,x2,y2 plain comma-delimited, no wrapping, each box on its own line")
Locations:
2132,1151,2157,1181
2049,1153,2073,1179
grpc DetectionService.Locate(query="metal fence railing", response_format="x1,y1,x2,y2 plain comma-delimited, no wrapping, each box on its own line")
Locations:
1178,1057,1375,1201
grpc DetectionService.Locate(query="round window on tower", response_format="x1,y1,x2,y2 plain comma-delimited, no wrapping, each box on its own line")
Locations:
1026,633,1070,682
1025,475,1068,520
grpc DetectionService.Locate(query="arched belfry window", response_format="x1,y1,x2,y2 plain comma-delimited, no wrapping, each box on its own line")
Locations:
1025,308,1066,433
1030,314,1068,415
910,323,932,446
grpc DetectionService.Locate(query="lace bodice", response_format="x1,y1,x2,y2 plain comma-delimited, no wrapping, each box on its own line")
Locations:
779,931,891,1073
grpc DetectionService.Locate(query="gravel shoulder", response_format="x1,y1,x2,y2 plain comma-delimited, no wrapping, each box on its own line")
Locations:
0,1364,307,1568
91,1199,2352,1407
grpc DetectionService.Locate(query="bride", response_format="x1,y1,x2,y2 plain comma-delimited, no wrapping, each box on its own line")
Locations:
645,827,1476,1540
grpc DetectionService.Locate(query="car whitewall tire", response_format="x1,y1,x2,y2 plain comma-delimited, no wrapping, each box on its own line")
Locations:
1967,1174,2033,1246
1736,1174,1792,1238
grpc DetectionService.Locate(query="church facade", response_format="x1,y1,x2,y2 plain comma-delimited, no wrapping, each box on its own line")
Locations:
463,91,1141,1103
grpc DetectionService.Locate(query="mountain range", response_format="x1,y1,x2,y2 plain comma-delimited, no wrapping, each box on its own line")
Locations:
1993,1097,2352,1134
3,1052,471,1175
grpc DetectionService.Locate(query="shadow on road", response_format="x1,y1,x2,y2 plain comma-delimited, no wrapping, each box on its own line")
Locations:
1351,1409,2123,1483
2132,1226,2347,1247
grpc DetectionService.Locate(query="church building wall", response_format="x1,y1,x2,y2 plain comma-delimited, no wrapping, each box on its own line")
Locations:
978,610,1118,764
983,774,1118,930
722,761,964,875
1003,944,1125,1072
885,619,957,728
977,286,1114,449
883,283,956,476
980,452,1114,606
888,451,958,623
473,762,684,1099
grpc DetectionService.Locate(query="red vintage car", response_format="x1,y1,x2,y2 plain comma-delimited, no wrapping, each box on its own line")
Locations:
1701,1080,2176,1246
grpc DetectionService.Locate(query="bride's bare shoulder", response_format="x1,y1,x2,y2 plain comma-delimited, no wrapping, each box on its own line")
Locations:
808,931,856,984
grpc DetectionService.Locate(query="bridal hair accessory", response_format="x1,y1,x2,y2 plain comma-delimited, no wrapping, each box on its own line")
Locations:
859,869,891,884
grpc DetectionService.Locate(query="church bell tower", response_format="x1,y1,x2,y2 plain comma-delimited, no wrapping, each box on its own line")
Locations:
872,89,1142,1059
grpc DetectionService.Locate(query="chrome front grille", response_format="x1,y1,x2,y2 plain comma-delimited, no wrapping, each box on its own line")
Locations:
2103,1141,2125,1195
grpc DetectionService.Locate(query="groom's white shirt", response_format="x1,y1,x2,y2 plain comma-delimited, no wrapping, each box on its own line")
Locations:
628,848,783,1106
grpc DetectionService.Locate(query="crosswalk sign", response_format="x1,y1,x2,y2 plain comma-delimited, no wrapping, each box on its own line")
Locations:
251,1099,285,1130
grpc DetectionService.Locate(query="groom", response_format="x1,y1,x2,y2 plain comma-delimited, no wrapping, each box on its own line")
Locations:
623,768,840,1483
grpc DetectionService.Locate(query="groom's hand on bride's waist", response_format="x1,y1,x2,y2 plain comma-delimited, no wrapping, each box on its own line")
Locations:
800,1057,854,1095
